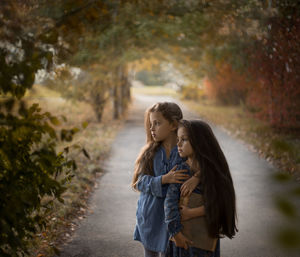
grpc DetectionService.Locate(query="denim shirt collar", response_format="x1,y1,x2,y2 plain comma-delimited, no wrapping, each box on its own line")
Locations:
158,145,181,175
160,145,178,163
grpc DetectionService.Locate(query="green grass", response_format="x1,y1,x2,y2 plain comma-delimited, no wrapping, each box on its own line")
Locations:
271,139,295,158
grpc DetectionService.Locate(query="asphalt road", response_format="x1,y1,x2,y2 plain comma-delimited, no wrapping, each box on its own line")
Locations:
56,93,300,257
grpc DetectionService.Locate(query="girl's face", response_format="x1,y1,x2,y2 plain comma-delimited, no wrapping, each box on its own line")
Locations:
149,111,176,142
177,127,193,159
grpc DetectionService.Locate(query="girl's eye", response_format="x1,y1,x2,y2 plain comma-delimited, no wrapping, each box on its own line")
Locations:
177,137,188,143
151,121,160,127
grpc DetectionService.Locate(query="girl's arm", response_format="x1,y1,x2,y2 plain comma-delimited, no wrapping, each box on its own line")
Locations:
164,182,183,237
180,175,201,197
136,166,189,198
180,205,205,221
165,183,193,249
162,165,190,184
136,174,166,197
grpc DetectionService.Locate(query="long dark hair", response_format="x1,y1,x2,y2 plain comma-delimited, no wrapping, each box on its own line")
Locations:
131,102,183,190
179,119,238,239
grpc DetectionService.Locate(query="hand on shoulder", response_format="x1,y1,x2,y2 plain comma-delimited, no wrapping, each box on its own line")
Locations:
161,165,189,184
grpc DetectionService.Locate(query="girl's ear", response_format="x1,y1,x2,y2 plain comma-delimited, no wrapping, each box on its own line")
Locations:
171,121,178,131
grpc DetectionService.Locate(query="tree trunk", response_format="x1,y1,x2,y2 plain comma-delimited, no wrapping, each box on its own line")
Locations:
267,77,274,125
113,83,119,119
112,64,131,119
91,80,108,122
120,65,131,115
113,67,121,119
94,100,105,122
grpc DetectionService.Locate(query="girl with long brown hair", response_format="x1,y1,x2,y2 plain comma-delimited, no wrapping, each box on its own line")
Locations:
132,103,200,257
165,120,238,257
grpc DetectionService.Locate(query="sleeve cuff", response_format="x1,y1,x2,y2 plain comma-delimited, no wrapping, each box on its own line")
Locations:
150,175,163,197
168,220,183,237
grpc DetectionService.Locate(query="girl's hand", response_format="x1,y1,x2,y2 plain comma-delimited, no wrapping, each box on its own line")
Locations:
162,165,190,184
173,231,193,250
180,205,205,220
180,205,193,221
180,175,200,197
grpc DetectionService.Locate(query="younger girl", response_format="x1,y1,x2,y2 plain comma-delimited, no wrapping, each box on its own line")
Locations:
165,120,238,257
132,102,198,257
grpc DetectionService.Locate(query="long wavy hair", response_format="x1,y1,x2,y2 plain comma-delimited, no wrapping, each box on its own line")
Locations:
131,102,183,190
179,119,238,239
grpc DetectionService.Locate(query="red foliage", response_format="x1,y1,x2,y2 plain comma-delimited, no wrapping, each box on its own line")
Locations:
248,14,300,129
204,62,250,105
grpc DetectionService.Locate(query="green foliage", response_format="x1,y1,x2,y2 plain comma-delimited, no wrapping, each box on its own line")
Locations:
0,3,55,99
275,197,297,218
276,228,300,248
271,139,295,158
0,2,80,255
272,172,300,249
273,172,293,183
179,84,206,101
0,101,79,256
135,70,167,86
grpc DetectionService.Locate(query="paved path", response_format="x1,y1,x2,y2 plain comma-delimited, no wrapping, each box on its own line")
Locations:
57,93,299,257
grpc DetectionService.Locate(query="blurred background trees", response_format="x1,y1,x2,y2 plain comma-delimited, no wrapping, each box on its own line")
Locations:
1,0,299,255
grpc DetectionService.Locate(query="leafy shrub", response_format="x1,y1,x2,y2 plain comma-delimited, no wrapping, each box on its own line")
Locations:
0,2,78,255
180,84,206,101
0,100,78,256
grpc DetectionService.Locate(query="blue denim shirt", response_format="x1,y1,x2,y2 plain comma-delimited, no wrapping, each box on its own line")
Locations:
134,145,182,252
164,162,203,237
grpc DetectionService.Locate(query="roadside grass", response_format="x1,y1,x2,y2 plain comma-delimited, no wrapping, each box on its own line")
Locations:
131,85,178,97
25,85,61,98
23,84,123,256
132,86,300,181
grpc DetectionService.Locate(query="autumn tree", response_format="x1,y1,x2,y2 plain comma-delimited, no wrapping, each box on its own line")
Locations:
247,0,300,128
0,1,79,256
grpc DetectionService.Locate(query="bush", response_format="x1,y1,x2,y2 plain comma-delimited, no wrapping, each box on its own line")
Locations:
180,84,206,101
0,100,77,256
204,64,249,106
0,3,78,254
